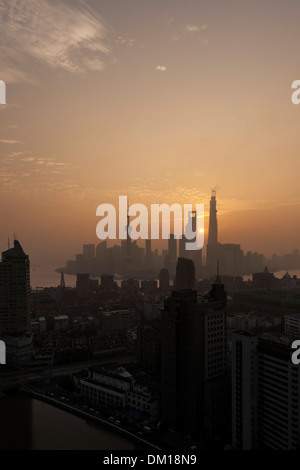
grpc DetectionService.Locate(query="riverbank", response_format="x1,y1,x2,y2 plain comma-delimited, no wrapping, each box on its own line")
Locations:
0,391,142,450
21,388,160,451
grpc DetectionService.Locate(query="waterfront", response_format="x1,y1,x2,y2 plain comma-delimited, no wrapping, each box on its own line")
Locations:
0,392,139,450
30,265,300,290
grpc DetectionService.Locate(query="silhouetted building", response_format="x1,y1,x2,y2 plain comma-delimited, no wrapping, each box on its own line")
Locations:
232,331,258,450
168,234,177,262
83,244,95,260
145,239,152,268
101,274,115,291
138,323,161,375
252,266,276,289
174,257,195,290
76,273,90,298
0,240,31,335
0,240,33,365
161,279,227,437
206,189,219,274
179,211,203,278
159,268,170,292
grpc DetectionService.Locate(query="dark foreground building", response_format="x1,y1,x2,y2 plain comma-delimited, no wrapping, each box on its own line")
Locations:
161,275,228,440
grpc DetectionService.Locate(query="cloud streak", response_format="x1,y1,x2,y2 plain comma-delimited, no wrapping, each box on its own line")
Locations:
184,24,200,33
0,0,111,83
0,139,23,144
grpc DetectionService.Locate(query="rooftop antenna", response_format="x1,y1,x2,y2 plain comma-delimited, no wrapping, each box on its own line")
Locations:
8,237,10,249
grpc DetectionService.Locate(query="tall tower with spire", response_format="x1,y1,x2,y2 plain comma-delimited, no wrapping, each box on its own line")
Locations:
206,188,219,274
208,188,218,245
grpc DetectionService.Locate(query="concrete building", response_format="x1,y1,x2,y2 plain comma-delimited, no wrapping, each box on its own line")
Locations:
100,308,136,336
54,315,69,331
285,313,300,338
76,363,159,422
1,333,33,365
232,331,259,450
0,240,31,335
232,331,300,450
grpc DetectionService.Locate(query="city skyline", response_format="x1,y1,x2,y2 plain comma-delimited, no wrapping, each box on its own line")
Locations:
1,0,300,265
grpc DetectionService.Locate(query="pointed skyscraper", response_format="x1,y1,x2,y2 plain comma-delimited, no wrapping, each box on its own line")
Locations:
208,188,218,245
206,188,219,275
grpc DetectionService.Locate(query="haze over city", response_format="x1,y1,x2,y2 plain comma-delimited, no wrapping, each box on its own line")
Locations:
1,0,300,265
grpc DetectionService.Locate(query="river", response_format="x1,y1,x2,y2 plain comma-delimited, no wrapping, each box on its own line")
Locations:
0,392,139,450
30,265,300,289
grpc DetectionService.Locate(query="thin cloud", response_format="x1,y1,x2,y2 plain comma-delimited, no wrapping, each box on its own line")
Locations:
184,24,200,33
0,139,22,144
156,65,167,71
115,36,134,47
0,0,111,83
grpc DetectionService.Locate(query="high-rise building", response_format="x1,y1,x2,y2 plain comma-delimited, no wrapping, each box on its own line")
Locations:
0,240,33,365
206,189,219,275
161,277,227,437
232,332,300,450
83,244,95,260
0,240,31,335
138,322,161,375
174,257,195,290
145,239,152,268
76,273,90,298
232,331,258,450
168,234,177,261
208,188,218,245
179,211,203,278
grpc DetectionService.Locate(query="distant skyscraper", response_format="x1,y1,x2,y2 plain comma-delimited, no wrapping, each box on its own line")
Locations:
208,188,218,245
174,257,195,290
145,239,152,268
83,244,95,260
168,234,177,261
179,212,203,278
96,241,107,258
76,273,90,297
0,240,31,335
207,188,219,274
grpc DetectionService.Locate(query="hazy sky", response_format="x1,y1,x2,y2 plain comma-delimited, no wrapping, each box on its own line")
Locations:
1,0,300,264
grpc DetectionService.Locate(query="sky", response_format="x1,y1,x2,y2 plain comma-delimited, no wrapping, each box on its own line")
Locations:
1,0,300,265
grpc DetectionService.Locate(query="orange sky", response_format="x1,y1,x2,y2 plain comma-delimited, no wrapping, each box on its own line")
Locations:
1,0,300,264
